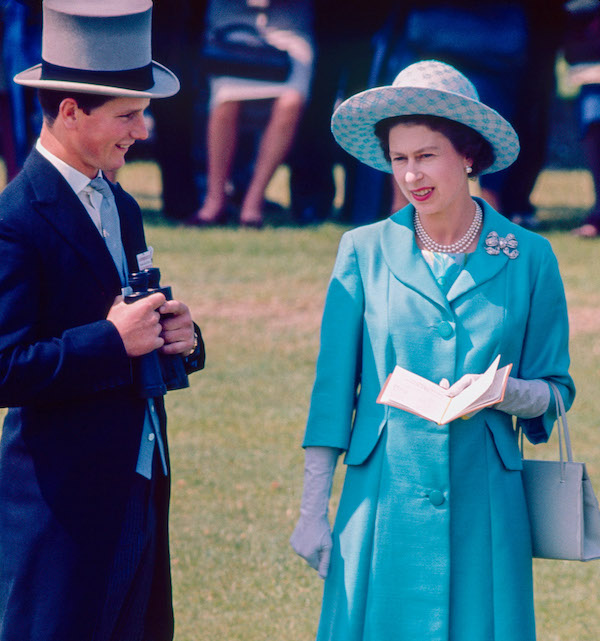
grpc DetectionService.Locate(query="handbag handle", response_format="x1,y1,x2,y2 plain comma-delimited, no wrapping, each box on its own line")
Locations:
210,23,267,44
549,381,573,463
520,382,573,481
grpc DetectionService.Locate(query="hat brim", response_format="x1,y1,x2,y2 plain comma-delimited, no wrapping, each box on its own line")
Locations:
331,85,519,175
13,60,179,98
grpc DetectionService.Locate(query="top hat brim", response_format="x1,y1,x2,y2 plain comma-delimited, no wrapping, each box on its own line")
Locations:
13,60,180,98
331,84,520,175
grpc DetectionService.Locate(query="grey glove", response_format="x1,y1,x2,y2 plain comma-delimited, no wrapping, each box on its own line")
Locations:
445,375,550,419
494,377,550,418
290,446,340,579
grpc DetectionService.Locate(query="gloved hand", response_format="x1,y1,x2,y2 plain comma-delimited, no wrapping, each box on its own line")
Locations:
442,375,550,419
445,373,480,397
290,446,340,579
440,375,482,419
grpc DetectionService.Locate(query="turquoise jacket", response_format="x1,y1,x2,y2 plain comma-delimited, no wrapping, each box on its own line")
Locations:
303,200,575,640
303,200,575,465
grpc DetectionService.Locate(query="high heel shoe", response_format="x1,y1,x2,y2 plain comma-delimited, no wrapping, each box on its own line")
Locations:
239,217,264,229
571,223,599,238
239,208,264,229
184,208,228,227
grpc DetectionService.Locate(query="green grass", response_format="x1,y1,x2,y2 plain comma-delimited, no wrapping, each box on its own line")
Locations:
142,220,340,640
2,160,600,639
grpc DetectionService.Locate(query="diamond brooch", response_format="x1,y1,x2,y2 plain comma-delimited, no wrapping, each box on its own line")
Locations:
484,231,519,259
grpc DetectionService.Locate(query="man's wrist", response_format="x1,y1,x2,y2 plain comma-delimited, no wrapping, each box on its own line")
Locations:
183,323,205,372
184,330,199,358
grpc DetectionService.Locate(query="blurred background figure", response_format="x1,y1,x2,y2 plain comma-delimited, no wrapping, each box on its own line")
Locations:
0,14,18,181
152,0,208,222
565,0,600,237
483,0,565,229
1,0,42,181
288,0,390,225
188,0,314,229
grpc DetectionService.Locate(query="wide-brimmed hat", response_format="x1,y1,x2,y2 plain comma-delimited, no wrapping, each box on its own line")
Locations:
331,60,519,175
14,0,179,98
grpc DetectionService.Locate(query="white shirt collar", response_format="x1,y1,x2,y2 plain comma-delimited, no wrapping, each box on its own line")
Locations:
35,139,103,195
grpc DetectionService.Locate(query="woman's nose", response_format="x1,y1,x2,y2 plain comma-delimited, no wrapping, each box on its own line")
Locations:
404,168,422,184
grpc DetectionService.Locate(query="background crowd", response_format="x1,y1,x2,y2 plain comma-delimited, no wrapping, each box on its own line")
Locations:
0,0,599,234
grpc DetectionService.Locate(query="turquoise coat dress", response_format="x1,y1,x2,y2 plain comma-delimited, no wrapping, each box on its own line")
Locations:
302,200,575,641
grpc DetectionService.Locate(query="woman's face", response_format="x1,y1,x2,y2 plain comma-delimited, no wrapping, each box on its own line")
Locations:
388,123,472,217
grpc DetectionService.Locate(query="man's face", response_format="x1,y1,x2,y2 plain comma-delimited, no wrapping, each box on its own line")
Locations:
70,97,150,177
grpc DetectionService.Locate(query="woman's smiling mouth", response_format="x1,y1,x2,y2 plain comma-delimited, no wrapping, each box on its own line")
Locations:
411,188,434,201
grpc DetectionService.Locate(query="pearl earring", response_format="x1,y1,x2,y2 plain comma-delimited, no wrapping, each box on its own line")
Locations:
465,166,473,174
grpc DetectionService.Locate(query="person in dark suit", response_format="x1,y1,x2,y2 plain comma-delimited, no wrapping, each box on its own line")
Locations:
0,3,205,640
151,0,208,221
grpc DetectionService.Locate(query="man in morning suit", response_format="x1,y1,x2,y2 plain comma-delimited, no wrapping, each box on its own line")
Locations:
0,2,205,640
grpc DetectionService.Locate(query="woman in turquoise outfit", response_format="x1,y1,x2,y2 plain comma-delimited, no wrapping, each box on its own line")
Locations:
290,60,575,641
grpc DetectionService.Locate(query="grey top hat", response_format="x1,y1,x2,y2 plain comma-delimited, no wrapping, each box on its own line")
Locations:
14,0,179,98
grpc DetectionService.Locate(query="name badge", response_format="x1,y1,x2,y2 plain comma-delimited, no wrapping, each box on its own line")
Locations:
136,247,154,271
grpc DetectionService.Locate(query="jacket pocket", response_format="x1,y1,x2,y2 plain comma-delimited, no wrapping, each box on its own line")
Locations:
485,411,523,471
345,412,388,466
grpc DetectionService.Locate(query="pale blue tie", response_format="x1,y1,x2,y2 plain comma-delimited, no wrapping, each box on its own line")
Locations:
89,176,127,284
88,177,167,479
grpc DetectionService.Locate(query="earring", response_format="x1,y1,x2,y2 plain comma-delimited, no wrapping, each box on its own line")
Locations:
465,166,473,175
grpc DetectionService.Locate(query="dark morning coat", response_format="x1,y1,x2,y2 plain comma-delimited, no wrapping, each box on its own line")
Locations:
0,150,202,640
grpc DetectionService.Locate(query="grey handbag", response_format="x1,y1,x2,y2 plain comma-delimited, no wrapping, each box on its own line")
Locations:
521,383,600,561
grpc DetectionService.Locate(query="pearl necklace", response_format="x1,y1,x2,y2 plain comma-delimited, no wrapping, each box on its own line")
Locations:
414,202,483,253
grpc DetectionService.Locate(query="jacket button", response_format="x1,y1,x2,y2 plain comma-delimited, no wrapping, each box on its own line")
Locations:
437,321,453,339
429,490,445,506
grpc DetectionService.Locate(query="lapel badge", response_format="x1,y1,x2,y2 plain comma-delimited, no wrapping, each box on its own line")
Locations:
484,231,519,259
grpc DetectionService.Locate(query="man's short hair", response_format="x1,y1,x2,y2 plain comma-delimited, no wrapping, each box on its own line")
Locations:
37,90,114,125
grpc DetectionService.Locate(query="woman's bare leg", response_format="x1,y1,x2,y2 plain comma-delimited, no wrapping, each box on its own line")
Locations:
239,91,304,225
193,100,241,223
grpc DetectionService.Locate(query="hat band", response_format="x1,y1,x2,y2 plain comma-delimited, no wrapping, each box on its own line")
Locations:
41,60,154,91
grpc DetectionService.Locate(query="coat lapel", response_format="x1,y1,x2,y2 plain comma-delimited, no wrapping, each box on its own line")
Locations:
380,208,451,313
381,200,519,309
24,151,140,293
446,200,515,303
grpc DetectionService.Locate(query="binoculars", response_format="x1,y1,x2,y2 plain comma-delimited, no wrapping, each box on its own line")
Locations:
125,268,190,398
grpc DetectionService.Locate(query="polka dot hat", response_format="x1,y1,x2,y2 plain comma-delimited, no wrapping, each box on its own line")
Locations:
331,60,519,175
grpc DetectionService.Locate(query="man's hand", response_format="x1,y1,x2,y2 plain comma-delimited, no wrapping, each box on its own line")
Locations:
157,299,195,356
107,293,166,357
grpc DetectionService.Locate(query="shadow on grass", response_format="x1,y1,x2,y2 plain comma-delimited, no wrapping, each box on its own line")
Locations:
140,201,353,230
536,207,591,232
140,203,594,236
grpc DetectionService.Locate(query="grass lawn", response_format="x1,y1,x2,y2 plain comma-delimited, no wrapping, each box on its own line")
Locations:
1,159,600,639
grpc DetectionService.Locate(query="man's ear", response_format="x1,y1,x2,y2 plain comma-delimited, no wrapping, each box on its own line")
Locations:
58,98,81,130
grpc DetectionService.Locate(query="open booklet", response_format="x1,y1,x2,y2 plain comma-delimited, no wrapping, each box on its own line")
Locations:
377,355,512,425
